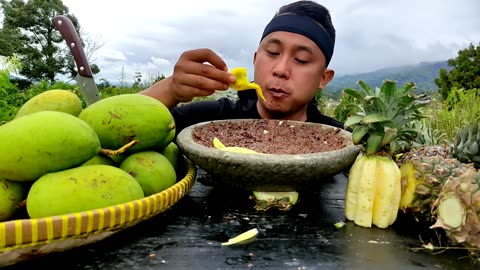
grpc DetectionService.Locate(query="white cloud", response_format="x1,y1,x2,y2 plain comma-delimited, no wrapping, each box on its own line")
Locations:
61,0,480,82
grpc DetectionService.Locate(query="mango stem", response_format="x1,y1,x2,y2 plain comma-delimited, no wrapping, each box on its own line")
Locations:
100,140,139,156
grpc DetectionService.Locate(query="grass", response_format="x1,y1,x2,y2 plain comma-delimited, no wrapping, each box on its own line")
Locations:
426,91,480,142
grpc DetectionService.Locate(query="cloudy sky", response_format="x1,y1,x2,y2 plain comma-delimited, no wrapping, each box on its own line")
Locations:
62,0,480,85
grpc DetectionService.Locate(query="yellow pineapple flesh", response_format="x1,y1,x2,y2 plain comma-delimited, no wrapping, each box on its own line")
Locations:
345,154,401,228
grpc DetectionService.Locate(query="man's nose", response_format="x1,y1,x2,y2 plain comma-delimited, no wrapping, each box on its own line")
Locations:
272,56,290,79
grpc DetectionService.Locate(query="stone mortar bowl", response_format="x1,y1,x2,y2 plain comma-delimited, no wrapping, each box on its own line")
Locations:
176,119,362,192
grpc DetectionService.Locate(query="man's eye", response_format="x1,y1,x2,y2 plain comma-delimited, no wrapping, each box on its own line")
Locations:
266,50,279,56
295,58,308,64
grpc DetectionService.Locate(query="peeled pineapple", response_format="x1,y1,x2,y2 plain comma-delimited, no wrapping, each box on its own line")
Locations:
343,80,427,228
345,153,401,228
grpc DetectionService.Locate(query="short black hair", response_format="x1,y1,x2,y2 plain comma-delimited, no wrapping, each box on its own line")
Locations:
277,1,336,44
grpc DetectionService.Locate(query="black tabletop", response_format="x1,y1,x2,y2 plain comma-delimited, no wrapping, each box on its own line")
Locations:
5,169,478,270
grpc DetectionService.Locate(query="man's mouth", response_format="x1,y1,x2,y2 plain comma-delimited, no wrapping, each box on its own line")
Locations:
268,88,289,98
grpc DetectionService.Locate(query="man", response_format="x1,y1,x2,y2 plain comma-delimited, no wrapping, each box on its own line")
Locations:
141,0,343,135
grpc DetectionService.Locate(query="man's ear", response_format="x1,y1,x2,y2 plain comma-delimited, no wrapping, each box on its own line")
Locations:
318,68,335,89
253,51,257,64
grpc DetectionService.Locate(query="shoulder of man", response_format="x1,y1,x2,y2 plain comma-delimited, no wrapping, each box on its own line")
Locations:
306,102,345,129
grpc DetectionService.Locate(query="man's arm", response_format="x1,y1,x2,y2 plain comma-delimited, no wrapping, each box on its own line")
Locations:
140,77,179,109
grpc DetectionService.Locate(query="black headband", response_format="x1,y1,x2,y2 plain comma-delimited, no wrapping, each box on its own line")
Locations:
260,14,335,66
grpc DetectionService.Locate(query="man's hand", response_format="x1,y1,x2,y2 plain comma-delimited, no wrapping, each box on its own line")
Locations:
169,48,236,103
141,48,237,108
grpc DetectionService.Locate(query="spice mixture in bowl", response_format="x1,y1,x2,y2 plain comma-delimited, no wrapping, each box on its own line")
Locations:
177,119,361,191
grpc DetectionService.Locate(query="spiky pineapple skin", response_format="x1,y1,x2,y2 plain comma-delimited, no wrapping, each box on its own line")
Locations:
398,155,475,223
431,169,480,254
396,144,451,167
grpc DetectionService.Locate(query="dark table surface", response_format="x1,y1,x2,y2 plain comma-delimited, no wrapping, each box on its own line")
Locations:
5,169,479,270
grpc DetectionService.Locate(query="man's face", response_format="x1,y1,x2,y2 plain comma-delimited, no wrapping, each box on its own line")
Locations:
253,31,333,119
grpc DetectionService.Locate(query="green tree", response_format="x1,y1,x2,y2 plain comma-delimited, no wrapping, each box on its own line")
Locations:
0,0,83,82
434,42,480,100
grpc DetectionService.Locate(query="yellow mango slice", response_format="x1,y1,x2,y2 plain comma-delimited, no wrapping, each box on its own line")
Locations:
212,137,261,154
221,228,259,246
229,67,266,102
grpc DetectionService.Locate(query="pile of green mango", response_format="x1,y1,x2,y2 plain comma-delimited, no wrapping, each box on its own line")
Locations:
0,90,180,221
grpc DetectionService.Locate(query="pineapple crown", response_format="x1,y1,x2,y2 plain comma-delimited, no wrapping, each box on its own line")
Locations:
453,120,480,168
343,80,428,156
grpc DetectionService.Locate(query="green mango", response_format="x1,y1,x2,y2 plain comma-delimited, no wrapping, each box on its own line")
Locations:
120,151,176,196
15,89,83,119
26,165,145,218
0,179,27,221
0,111,101,182
78,94,175,153
158,142,180,170
81,154,115,167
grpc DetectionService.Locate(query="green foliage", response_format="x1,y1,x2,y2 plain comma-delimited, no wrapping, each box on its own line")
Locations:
0,0,81,82
333,92,358,123
0,55,22,124
427,89,480,141
314,90,326,113
100,87,141,99
434,42,480,100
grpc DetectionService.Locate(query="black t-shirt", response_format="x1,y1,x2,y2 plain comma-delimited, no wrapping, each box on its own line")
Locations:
170,89,344,137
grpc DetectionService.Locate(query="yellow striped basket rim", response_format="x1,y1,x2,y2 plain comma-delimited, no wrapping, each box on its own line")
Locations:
0,157,196,254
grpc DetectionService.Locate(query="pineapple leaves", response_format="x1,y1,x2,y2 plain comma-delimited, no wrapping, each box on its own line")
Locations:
365,133,383,155
344,114,364,127
364,96,387,113
342,79,428,156
361,113,390,124
343,88,365,101
358,80,375,96
379,80,396,105
352,126,369,144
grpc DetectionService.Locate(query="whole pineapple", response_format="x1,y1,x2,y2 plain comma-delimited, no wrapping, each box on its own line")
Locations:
343,80,428,228
398,155,475,223
430,169,480,254
397,120,479,223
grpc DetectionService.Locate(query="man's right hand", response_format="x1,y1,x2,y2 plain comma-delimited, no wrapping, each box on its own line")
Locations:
169,48,236,103
141,48,236,108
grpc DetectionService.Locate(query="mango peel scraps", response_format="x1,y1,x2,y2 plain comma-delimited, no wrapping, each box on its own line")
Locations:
229,67,266,102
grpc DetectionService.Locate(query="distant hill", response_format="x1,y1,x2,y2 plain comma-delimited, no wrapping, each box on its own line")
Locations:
324,60,451,97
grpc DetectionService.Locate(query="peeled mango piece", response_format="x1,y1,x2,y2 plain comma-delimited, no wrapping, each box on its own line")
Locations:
78,94,175,153
15,89,83,119
221,228,259,246
212,137,261,154
120,151,176,196
0,179,26,221
26,165,145,218
229,67,266,102
0,111,101,182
